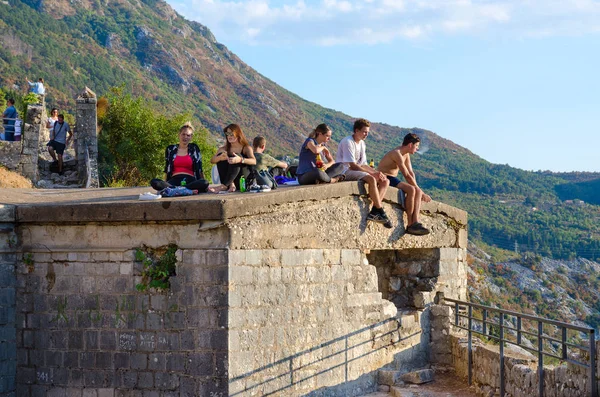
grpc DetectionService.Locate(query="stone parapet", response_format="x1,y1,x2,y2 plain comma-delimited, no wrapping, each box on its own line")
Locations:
1,184,467,252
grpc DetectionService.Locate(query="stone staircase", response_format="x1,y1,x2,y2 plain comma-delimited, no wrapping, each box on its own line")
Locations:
35,148,81,188
358,308,476,397
361,367,476,397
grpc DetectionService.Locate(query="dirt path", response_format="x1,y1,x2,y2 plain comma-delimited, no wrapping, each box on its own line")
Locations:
0,167,33,188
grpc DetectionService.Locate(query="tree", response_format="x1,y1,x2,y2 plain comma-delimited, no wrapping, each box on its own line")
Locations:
98,86,215,186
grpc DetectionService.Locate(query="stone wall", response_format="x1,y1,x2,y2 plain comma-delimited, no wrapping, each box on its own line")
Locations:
0,103,43,182
0,206,17,396
0,184,469,396
10,218,230,396
227,248,424,396
368,248,467,310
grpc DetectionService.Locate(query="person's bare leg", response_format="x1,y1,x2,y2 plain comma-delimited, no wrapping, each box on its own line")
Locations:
412,189,423,225
363,175,382,208
58,154,64,173
397,183,416,225
48,146,57,162
377,178,389,205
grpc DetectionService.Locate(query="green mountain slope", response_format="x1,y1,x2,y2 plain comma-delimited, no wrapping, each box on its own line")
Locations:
2,0,600,261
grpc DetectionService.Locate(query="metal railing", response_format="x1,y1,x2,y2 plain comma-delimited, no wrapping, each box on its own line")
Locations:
441,296,597,397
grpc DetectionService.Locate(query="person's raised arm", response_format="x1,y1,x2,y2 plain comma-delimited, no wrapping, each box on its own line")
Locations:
402,156,431,202
305,139,327,155
210,146,229,164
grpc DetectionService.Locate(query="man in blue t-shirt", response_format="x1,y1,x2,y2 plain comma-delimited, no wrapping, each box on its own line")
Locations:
2,98,18,141
47,114,73,173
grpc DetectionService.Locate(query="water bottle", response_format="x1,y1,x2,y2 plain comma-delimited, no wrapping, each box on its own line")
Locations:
180,179,186,187
239,175,246,192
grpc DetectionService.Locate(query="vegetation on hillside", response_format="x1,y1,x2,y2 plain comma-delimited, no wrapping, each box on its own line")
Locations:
2,0,599,263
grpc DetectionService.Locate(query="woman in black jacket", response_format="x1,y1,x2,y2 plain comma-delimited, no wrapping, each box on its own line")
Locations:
151,122,213,193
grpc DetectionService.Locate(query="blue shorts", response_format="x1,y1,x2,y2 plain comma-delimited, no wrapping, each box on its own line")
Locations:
386,175,402,187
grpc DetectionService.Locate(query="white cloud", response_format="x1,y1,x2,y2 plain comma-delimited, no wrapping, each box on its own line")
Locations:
167,0,600,46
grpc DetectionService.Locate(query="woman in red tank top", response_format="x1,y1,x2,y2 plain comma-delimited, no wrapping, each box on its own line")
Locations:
150,122,215,193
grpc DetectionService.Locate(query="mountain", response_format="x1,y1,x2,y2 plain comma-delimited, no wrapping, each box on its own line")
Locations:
2,0,600,262
0,0,414,156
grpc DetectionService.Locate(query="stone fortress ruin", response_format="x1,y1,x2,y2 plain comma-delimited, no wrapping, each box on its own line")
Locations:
1,92,599,396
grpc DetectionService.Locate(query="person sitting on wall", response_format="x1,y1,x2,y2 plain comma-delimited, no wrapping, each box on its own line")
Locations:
377,133,431,236
252,136,288,188
253,136,288,173
150,122,214,193
296,123,345,185
336,118,391,228
210,124,256,192
2,98,18,141
47,114,73,174
27,77,46,95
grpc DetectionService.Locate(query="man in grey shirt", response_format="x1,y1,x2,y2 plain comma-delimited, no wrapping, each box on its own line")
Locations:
47,114,72,174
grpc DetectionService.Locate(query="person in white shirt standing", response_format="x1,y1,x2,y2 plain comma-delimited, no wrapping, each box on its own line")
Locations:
336,118,391,228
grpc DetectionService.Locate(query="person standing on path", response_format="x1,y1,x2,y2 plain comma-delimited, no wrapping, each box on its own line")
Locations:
2,98,18,141
47,114,72,174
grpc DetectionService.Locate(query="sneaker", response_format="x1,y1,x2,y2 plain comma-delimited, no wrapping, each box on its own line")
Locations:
406,223,430,236
248,184,262,193
259,185,271,192
366,211,393,228
139,192,161,201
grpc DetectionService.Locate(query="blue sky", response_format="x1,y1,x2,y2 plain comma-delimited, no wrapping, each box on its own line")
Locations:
167,0,600,172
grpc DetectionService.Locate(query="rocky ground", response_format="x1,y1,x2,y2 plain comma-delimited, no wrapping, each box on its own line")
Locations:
35,147,81,189
361,370,478,397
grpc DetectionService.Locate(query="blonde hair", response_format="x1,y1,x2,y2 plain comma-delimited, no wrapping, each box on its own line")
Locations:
180,122,194,133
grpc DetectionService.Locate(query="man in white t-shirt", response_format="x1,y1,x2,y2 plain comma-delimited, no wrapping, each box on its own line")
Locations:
336,118,391,228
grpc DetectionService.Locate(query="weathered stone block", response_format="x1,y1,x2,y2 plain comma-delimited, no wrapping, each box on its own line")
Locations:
401,368,434,384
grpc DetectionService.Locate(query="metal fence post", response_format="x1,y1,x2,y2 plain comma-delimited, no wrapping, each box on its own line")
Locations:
562,327,567,360
590,330,597,397
500,313,505,397
538,321,544,397
483,310,487,336
468,305,473,386
517,317,522,345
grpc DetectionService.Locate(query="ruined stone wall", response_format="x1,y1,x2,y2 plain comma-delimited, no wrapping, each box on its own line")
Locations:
0,103,43,182
368,248,467,310
227,248,428,397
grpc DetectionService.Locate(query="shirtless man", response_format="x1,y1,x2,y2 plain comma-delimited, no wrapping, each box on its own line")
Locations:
378,133,431,235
